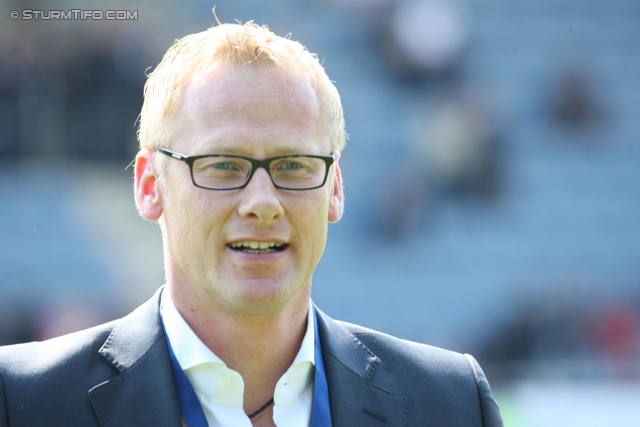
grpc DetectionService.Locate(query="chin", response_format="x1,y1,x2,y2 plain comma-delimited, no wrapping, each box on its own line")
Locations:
222,277,307,311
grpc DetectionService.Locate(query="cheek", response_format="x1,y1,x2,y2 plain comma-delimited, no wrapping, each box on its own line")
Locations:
293,193,330,242
164,188,209,247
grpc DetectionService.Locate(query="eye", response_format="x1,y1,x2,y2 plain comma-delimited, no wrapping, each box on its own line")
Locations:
204,159,245,171
194,157,248,174
282,160,303,170
212,161,234,170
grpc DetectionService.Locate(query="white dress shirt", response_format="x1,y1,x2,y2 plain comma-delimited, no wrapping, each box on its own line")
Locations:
160,291,315,427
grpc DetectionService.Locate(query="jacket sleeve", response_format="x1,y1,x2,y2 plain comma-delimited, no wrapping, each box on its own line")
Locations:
464,354,504,427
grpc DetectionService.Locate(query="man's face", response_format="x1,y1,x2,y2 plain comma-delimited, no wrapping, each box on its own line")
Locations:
149,64,343,315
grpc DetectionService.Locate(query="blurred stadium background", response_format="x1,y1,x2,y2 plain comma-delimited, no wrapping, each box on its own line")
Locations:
1,0,639,425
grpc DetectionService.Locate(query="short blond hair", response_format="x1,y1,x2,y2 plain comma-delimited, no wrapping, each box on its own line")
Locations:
138,22,346,155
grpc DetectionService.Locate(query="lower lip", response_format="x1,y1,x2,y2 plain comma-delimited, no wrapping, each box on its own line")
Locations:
226,245,288,262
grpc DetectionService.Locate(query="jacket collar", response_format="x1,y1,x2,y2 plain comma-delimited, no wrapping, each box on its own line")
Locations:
87,289,405,427
315,306,407,427
88,287,182,427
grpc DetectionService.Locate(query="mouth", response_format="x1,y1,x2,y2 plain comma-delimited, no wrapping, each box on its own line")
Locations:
227,241,288,254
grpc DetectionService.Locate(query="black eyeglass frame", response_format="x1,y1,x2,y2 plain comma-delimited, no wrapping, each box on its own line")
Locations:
156,148,336,191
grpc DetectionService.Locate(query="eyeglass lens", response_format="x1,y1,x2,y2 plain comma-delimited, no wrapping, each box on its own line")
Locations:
191,156,328,189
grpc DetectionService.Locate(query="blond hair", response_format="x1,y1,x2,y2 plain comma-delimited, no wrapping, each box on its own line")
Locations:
138,22,346,156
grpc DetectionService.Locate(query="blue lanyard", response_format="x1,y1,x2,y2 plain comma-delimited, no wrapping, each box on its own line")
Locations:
163,319,209,427
162,306,332,426
311,306,332,426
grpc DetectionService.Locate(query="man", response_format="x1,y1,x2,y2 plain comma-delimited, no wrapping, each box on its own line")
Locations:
0,22,503,427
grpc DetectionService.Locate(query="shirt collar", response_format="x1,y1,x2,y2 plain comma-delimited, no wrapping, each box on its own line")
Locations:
160,290,315,405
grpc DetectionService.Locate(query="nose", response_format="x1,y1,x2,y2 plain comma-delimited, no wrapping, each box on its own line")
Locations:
237,167,284,223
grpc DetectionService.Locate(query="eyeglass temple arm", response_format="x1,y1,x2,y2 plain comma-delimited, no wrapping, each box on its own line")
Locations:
157,148,188,161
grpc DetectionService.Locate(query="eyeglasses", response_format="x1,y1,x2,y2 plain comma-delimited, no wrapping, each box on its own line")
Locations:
157,148,335,191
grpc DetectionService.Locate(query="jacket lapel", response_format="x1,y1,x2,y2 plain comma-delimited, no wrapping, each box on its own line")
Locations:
88,288,182,427
86,293,407,427
316,307,407,427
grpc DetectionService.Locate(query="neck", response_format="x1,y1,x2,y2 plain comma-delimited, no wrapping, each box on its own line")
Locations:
166,281,310,411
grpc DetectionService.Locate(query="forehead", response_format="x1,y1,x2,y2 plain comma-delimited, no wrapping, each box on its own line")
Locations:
175,64,326,155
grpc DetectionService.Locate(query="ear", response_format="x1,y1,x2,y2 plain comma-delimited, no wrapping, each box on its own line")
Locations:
134,149,163,221
327,153,344,223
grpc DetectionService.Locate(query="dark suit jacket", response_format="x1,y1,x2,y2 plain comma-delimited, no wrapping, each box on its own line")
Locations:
0,289,503,426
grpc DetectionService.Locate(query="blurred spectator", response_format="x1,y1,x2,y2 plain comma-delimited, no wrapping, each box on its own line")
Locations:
480,286,640,381
371,161,432,239
409,89,503,198
554,71,597,127
35,302,110,341
379,0,471,82
0,298,110,345
65,37,145,161
318,0,392,14
547,58,606,135
588,301,640,359
0,0,189,161
0,300,39,346
484,300,541,362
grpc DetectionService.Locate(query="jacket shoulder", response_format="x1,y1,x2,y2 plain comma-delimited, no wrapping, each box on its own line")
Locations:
333,320,503,427
0,320,121,427
0,320,118,375
0,289,172,427
336,320,469,369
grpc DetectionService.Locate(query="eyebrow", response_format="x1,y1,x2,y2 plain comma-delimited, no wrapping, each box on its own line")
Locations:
196,141,322,156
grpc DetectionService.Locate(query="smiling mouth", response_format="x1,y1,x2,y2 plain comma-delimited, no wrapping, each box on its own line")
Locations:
227,241,288,254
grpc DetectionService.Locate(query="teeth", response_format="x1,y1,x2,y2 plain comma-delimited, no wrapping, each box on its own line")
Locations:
229,241,284,250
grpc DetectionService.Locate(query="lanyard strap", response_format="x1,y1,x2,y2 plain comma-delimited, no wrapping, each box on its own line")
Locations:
161,306,332,426
162,319,210,427
311,306,333,426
